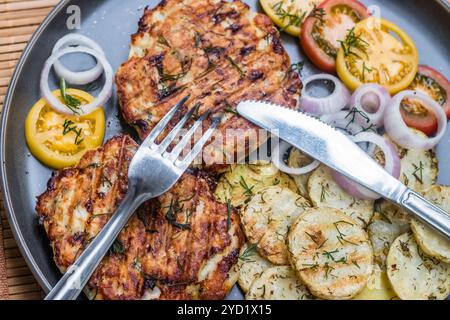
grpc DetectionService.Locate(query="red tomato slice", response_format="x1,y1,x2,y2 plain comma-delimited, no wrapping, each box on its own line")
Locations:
401,65,450,136
300,0,369,73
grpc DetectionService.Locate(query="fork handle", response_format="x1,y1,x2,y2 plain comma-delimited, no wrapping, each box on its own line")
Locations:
45,185,145,300
399,188,450,239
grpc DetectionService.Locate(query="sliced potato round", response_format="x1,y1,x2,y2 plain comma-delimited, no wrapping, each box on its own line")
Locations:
246,266,313,300
215,162,298,207
288,148,316,198
236,243,274,293
353,269,397,300
241,186,311,265
288,207,373,300
398,145,438,193
411,185,450,263
308,165,374,227
387,232,450,300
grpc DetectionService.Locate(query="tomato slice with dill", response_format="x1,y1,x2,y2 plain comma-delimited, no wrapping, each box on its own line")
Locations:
400,65,450,136
300,0,369,73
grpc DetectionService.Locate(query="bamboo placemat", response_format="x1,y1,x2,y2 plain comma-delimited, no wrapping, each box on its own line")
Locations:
0,0,61,300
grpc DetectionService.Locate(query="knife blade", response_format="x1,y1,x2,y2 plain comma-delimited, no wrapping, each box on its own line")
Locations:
237,100,450,239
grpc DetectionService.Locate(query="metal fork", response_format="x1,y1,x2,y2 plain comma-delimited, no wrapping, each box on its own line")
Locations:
45,95,219,300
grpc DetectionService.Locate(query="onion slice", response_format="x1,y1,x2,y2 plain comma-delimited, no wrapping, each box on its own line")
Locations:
320,111,375,155
41,46,113,115
300,74,350,115
384,90,447,150
350,84,391,127
272,140,320,175
332,132,401,200
52,34,106,85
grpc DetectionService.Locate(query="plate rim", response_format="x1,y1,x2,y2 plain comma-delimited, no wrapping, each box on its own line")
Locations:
1,0,449,296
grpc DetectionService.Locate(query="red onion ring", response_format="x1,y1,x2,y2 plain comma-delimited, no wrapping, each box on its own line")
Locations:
272,140,320,175
52,34,106,85
350,84,391,127
332,132,401,200
41,47,113,115
384,90,447,149
320,111,376,155
300,74,350,115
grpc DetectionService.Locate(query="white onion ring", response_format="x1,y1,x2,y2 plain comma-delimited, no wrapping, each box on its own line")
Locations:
350,84,391,127
52,34,106,85
332,132,401,200
41,46,113,115
272,140,320,175
384,90,447,150
300,74,350,115
320,111,376,155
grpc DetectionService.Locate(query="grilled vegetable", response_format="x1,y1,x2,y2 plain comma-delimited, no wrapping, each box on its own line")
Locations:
300,0,369,72
240,186,311,265
287,207,373,300
215,162,298,207
246,266,313,300
411,185,450,263
387,232,450,300
336,17,418,94
25,89,105,169
307,165,374,227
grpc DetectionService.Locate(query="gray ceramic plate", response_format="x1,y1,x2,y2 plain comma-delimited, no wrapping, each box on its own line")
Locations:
1,0,449,298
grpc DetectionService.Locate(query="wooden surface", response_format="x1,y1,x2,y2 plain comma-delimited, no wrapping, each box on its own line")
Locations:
0,0,61,300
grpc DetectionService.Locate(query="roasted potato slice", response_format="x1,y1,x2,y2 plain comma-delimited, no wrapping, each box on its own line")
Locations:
287,207,373,300
411,185,450,263
241,186,311,265
215,162,298,207
236,243,274,293
287,148,316,198
246,266,313,300
387,232,450,300
308,166,374,227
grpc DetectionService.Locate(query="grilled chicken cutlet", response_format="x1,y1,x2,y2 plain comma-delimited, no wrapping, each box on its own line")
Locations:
116,0,301,165
36,135,244,300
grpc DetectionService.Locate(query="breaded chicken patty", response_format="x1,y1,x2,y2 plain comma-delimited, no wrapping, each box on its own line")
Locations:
116,0,301,165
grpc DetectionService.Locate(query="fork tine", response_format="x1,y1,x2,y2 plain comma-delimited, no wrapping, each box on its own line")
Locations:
164,110,211,162
175,115,221,170
157,103,200,152
140,95,190,148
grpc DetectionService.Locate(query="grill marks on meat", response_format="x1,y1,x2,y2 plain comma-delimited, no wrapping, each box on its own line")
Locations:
36,135,138,272
36,136,244,300
88,172,244,300
116,0,301,165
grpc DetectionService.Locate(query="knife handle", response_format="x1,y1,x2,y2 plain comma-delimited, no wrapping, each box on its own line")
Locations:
400,189,450,239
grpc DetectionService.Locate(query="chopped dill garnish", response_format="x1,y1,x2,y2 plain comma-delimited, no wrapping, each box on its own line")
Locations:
110,239,126,255
239,244,257,261
62,119,84,145
412,161,424,184
361,61,373,81
239,176,254,197
333,221,358,245
272,1,306,31
322,249,340,261
320,184,329,202
338,27,369,59
309,5,325,23
60,78,81,114
226,56,245,78
164,197,193,230
157,34,171,48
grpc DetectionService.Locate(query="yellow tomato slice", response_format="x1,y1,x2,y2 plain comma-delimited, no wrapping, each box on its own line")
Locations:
336,17,418,94
259,0,321,37
25,89,105,169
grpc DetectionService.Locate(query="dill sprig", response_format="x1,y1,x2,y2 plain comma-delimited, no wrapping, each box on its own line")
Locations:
157,34,171,48
59,78,81,114
62,119,84,145
362,61,373,81
272,1,306,31
239,244,257,262
226,56,245,78
239,176,254,197
320,184,329,202
333,221,358,245
412,161,424,184
309,5,325,23
338,27,369,59
164,196,194,230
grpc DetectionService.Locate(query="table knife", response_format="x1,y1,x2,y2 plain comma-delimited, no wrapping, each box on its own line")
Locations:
237,100,450,239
